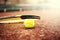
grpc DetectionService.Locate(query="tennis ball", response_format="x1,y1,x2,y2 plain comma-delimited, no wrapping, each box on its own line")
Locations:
24,19,35,28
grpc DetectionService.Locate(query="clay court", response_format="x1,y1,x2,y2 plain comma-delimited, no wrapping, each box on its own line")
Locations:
0,10,60,40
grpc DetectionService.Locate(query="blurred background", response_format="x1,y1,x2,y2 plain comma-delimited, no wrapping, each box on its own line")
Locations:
0,0,60,31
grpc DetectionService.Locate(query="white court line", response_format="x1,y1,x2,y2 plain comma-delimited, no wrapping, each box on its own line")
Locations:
0,20,24,23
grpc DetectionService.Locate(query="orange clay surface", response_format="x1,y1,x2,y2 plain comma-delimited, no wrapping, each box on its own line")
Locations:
0,10,60,40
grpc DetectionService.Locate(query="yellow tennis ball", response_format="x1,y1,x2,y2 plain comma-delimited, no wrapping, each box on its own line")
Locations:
24,19,35,28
